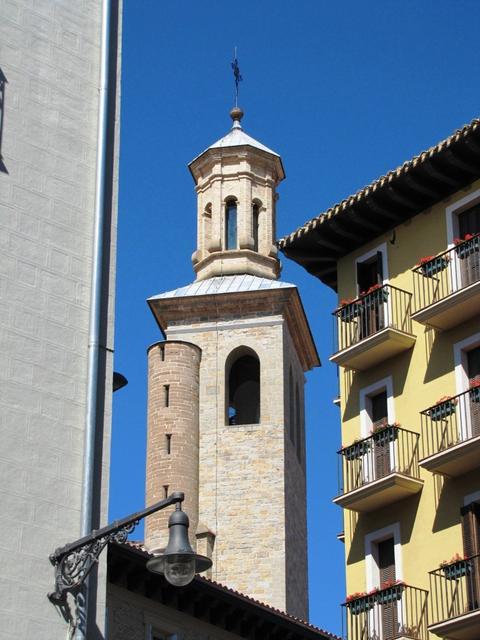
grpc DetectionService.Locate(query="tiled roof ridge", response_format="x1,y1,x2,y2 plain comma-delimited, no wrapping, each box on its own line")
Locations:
118,541,340,640
278,117,480,249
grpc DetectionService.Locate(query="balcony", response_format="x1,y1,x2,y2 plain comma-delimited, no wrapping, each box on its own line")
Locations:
411,234,480,330
419,387,480,477
333,425,423,512
343,583,429,640
331,285,415,371
428,554,480,639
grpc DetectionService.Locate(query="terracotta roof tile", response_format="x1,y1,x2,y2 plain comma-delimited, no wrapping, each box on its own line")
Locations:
278,117,480,249
117,541,340,640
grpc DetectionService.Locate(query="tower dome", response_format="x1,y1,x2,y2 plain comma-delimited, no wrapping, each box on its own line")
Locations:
189,109,285,281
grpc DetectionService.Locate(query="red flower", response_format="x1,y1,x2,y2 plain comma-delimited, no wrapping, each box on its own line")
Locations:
440,553,469,567
417,255,435,265
346,591,367,602
435,395,458,406
454,233,477,245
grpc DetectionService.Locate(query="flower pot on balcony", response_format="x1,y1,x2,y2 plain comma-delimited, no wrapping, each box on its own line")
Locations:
362,288,389,310
343,440,371,461
455,236,480,259
469,387,480,403
442,561,472,580
373,425,398,444
340,303,361,323
429,401,457,421
346,598,374,615
420,257,449,277
376,585,404,605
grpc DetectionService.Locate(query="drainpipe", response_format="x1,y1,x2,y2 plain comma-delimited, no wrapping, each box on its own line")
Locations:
77,0,113,637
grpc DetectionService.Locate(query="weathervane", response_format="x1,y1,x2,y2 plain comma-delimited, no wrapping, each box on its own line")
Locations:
231,47,242,107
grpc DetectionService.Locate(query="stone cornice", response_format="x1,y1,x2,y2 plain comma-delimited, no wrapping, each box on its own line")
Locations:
148,287,320,371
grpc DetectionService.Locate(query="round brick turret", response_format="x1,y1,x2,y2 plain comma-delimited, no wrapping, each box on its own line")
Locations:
145,340,201,553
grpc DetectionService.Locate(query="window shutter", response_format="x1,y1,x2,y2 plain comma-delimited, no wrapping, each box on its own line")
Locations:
376,251,384,283
458,203,480,237
461,502,480,558
378,539,397,640
461,503,480,612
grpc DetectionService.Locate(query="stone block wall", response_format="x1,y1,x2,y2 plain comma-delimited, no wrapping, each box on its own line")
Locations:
0,1,121,637
164,307,308,615
283,326,309,620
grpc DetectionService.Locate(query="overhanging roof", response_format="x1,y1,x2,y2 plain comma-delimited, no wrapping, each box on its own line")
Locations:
108,542,339,640
278,118,480,290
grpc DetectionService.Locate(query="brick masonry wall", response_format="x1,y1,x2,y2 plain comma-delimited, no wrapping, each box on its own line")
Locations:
145,341,201,552
0,2,120,638
163,303,309,616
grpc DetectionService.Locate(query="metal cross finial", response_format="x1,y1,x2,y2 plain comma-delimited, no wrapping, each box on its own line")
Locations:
231,47,242,107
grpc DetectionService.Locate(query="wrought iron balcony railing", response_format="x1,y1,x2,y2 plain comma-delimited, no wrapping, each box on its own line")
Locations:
420,387,480,463
342,583,429,640
412,234,480,314
429,553,480,631
337,425,421,496
333,284,413,355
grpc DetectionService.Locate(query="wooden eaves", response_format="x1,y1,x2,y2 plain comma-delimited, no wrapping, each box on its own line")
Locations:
278,118,480,291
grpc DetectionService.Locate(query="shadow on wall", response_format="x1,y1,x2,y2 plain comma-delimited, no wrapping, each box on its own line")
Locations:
342,348,414,424
432,467,479,534
346,493,422,566
424,329,454,384
0,67,8,174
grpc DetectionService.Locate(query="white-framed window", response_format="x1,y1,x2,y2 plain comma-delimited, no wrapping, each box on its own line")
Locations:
446,188,480,248
354,243,390,337
365,523,403,639
359,378,395,483
454,332,480,439
360,377,395,438
365,523,403,590
445,190,480,291
355,242,389,296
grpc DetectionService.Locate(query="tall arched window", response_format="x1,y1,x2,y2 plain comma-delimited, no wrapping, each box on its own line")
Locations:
226,347,260,425
225,199,237,250
289,367,295,445
252,202,260,252
295,384,302,462
203,202,212,248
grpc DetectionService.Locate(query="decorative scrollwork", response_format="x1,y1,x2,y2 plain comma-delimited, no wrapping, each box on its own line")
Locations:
48,521,139,604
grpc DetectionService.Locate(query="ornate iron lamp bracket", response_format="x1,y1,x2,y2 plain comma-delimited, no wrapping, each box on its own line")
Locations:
47,492,184,604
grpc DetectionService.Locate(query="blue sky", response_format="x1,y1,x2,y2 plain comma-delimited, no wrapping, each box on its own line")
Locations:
110,1,480,635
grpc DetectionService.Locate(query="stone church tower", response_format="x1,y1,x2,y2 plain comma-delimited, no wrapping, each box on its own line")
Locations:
145,108,319,619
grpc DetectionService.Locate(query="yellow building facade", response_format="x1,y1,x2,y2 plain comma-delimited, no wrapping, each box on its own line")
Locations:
280,118,480,640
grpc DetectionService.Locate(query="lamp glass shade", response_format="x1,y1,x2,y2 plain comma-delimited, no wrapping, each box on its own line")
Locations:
146,506,212,586
163,553,196,587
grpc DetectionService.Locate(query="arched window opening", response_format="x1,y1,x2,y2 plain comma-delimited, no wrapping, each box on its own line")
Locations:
252,202,260,252
226,350,260,425
289,368,295,445
204,202,212,216
295,384,302,462
225,199,237,250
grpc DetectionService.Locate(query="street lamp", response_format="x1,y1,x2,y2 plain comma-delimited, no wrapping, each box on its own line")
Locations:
48,491,211,605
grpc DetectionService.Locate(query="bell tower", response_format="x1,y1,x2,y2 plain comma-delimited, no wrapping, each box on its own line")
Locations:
145,109,319,620
190,107,284,281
